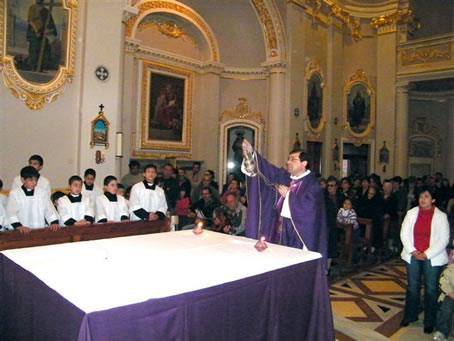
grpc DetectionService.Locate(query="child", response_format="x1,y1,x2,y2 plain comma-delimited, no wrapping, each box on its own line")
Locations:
57,175,94,226
0,179,7,208
433,250,454,341
96,176,129,223
176,189,190,230
6,166,59,233
129,164,168,221
337,198,359,229
337,198,360,262
51,191,65,210
11,155,51,197
81,168,102,208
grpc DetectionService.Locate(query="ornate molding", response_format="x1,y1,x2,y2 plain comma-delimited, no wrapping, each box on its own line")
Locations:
123,4,139,23
250,0,280,58
0,0,78,110
400,43,451,66
220,97,265,126
138,20,198,47
125,0,219,62
370,9,416,29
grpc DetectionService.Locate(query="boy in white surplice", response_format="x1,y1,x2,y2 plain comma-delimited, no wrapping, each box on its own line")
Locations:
96,176,129,223
6,166,59,233
57,175,94,226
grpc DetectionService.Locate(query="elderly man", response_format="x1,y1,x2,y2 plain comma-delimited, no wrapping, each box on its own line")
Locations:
213,193,247,236
242,140,327,260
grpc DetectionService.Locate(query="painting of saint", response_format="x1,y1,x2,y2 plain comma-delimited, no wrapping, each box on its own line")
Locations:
347,83,370,133
149,72,185,142
307,73,323,129
7,0,68,84
93,119,107,144
227,126,255,180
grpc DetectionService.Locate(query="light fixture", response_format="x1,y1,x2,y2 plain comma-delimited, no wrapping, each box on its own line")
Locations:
115,132,123,158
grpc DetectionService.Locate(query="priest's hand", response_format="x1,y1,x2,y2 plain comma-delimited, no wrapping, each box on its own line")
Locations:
149,212,159,221
47,224,61,232
242,140,253,153
278,185,290,197
17,226,32,234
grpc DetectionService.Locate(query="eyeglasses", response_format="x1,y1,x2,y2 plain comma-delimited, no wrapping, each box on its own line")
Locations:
327,184,336,187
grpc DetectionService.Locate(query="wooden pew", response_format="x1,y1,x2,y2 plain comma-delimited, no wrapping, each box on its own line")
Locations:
335,217,373,268
0,219,170,251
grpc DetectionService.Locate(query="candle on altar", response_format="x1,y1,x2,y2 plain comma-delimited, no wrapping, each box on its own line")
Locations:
254,236,268,252
193,221,204,235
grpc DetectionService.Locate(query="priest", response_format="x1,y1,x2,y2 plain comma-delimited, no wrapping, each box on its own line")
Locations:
242,140,327,261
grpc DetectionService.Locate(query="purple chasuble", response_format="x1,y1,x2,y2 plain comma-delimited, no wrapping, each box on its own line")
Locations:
245,153,328,261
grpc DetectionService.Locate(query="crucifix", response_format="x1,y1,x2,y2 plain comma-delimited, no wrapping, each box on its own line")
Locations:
99,104,104,112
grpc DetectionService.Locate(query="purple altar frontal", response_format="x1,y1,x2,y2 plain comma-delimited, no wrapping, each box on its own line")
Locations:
0,230,334,340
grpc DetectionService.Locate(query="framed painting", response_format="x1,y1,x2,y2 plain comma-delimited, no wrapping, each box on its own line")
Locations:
343,69,375,146
90,106,109,148
1,0,77,110
140,59,192,152
304,59,325,137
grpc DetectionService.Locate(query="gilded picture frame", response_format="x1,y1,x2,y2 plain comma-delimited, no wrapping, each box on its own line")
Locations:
343,69,376,146
139,59,192,153
304,59,326,138
0,0,77,110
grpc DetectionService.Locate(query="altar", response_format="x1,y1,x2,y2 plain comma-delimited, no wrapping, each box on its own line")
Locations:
0,230,334,340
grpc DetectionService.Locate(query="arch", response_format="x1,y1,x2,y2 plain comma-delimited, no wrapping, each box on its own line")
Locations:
250,0,287,61
125,0,220,62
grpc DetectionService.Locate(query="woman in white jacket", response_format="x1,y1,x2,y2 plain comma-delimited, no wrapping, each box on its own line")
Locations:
400,187,450,334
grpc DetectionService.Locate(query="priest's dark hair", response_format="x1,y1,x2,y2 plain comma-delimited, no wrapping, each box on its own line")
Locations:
20,166,39,180
68,175,83,185
104,175,118,186
289,149,311,170
84,168,96,178
144,164,157,172
29,154,44,166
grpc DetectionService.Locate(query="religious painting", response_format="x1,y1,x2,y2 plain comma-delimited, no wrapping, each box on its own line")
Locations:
307,73,323,129
347,83,370,132
343,69,376,146
0,0,77,109
90,106,110,148
226,125,255,181
140,60,192,153
304,59,325,137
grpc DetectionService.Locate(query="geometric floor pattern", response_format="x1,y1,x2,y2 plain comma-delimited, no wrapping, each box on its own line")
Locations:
331,258,408,338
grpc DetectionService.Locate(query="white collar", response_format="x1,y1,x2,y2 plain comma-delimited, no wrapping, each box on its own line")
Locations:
290,169,311,180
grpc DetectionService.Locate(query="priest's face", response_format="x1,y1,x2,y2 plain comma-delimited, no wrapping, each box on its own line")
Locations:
144,167,157,183
286,152,307,176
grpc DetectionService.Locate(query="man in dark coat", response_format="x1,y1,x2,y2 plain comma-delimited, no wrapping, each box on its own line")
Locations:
242,140,328,261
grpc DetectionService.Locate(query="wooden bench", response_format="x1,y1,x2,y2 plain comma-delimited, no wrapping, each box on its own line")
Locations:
0,219,170,251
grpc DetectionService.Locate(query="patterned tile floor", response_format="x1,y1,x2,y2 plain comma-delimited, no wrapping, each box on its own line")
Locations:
331,258,407,339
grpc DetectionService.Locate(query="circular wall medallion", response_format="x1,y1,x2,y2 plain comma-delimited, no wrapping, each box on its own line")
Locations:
95,66,110,82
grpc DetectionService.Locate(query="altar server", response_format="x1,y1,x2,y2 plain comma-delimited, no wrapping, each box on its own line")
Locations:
6,166,59,233
0,179,7,208
82,168,103,208
11,155,51,197
129,164,168,221
58,175,94,226
96,176,129,223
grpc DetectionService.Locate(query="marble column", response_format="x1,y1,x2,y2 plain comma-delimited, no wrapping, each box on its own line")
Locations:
394,84,409,177
263,61,287,166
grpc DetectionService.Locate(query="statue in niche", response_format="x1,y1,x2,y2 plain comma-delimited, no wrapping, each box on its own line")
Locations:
307,74,322,128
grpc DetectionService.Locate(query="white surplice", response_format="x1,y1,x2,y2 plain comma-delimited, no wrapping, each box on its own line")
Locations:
129,182,168,221
96,194,129,222
57,194,94,226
